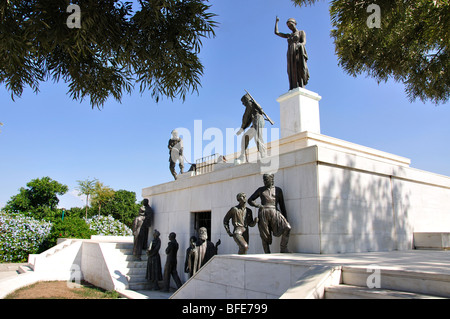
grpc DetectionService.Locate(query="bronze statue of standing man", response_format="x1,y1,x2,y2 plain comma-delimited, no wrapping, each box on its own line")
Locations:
248,173,291,254
191,227,221,276
223,192,258,254
275,17,310,90
163,232,183,292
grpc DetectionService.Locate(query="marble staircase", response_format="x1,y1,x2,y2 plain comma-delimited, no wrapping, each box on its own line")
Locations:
324,266,449,299
171,252,450,299
111,242,150,290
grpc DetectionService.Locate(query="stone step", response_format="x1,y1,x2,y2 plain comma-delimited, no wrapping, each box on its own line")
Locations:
124,255,148,262
129,282,151,290
115,243,134,250
18,264,34,274
127,267,147,275
128,275,147,283
125,260,147,268
414,232,450,250
112,249,148,261
114,260,148,272
341,266,450,298
324,285,445,299
118,248,147,255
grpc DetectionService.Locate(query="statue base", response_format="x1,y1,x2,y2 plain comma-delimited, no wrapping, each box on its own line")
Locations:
277,87,321,138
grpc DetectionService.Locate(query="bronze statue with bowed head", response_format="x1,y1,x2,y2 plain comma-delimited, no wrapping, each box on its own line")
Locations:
146,229,163,290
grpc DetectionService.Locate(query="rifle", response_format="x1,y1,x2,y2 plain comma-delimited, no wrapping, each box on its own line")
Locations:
244,89,274,125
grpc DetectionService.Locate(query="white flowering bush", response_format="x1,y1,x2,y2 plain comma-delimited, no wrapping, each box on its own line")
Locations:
0,212,52,262
84,215,132,236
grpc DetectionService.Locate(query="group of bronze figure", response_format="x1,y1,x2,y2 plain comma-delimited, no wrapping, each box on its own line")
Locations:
222,16,304,255
168,17,309,180
132,173,291,290
133,17,306,290
132,200,221,291
224,173,291,255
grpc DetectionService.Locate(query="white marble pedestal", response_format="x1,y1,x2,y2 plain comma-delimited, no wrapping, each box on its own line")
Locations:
277,87,322,138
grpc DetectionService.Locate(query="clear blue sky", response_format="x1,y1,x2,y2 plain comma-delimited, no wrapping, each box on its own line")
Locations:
1,0,449,209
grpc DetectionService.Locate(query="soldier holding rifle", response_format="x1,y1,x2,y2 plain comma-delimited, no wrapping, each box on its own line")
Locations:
237,90,274,162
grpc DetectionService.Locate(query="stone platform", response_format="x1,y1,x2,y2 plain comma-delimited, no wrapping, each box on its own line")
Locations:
171,250,450,299
1,237,449,299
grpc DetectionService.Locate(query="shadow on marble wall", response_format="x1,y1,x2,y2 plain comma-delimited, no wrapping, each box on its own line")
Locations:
317,155,412,253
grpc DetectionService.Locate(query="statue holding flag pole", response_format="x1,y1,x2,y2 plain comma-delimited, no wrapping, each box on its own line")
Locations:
237,90,274,163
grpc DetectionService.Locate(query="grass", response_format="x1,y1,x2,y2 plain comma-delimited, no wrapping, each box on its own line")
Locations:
5,280,122,299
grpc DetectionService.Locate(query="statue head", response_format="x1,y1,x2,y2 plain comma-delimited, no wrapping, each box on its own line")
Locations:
241,93,252,106
153,229,160,238
198,227,208,241
263,173,274,188
169,232,176,240
287,18,297,25
171,129,179,139
143,198,149,206
286,18,297,31
236,192,247,204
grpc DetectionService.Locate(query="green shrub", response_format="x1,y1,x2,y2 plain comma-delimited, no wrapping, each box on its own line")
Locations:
42,216,95,250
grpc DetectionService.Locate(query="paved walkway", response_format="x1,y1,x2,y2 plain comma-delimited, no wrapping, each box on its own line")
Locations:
118,288,175,299
0,263,174,299
0,263,26,282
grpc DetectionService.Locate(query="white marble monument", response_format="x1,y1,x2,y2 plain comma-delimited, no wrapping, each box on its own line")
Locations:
142,88,450,284
277,87,321,138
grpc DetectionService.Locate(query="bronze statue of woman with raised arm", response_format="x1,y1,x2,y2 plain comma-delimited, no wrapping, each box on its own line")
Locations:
275,16,310,90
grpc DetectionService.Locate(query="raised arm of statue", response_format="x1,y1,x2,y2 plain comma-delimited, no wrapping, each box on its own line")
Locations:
274,16,289,38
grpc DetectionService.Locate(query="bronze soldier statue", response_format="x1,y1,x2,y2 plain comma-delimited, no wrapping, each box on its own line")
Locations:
168,129,184,180
237,92,273,162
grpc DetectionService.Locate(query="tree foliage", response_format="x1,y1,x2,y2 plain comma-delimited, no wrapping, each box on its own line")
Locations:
75,177,97,218
1,177,139,259
101,189,141,227
4,176,68,215
90,181,115,215
293,0,449,104
0,0,217,108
